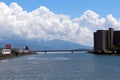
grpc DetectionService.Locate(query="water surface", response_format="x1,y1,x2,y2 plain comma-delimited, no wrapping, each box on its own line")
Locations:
0,52,120,80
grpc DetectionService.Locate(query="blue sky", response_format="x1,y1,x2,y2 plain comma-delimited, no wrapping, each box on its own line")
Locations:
1,0,120,18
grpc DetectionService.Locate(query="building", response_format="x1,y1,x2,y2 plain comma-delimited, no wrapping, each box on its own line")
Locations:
5,44,13,49
113,31,120,47
94,30,107,51
94,28,120,51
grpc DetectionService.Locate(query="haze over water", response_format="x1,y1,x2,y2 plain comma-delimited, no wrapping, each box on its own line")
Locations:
0,52,120,80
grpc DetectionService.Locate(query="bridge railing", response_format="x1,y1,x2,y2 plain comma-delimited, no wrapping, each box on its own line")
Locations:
31,49,92,53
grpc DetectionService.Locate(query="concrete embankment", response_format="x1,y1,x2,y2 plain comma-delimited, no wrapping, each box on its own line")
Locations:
88,50,120,56
0,52,37,60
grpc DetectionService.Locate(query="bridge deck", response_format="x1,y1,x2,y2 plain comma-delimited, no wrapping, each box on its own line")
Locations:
32,49,90,53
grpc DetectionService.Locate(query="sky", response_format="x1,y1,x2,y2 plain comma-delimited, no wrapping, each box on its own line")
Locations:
1,0,120,18
0,0,120,46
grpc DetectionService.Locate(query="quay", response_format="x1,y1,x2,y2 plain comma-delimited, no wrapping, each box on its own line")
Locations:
0,51,37,60
88,50,120,56
0,45,37,60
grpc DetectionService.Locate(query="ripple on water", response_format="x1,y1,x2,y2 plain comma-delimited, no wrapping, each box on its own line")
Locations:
27,57,35,60
27,57,69,60
0,60,9,63
1,52,120,80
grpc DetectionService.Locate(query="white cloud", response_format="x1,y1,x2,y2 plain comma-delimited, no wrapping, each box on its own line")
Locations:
0,2,120,46
104,14,120,29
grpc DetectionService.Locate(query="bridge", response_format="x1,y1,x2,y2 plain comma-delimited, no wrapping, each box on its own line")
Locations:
31,49,91,54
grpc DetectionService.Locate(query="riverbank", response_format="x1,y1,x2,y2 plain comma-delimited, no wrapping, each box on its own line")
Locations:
88,50,120,56
0,52,37,60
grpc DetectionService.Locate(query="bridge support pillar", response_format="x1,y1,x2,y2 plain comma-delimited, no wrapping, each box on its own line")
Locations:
71,51,73,53
45,51,47,54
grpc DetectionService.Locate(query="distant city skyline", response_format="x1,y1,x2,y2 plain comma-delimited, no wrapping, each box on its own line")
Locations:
0,1,120,46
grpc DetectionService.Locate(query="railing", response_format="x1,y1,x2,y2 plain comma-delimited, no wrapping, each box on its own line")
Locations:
31,49,91,54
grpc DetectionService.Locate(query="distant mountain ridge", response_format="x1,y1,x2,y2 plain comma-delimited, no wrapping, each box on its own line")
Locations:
0,39,92,50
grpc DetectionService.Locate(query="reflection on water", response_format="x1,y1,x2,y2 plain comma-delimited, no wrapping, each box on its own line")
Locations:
1,60,9,63
0,52,120,80
27,57,69,60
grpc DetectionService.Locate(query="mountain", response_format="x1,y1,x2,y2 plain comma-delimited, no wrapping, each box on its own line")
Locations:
0,39,92,50
44,39,92,50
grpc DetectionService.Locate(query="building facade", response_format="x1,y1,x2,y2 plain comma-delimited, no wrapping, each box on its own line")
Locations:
94,30,107,51
94,28,120,51
113,31,120,47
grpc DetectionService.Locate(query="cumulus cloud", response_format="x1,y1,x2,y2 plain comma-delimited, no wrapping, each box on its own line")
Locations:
0,2,120,46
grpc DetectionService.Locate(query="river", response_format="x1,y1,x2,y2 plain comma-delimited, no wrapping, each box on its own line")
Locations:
0,51,120,80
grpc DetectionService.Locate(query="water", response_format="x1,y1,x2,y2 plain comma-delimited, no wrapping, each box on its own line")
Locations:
0,52,120,80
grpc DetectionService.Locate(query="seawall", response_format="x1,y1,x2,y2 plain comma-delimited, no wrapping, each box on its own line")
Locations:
0,52,37,60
